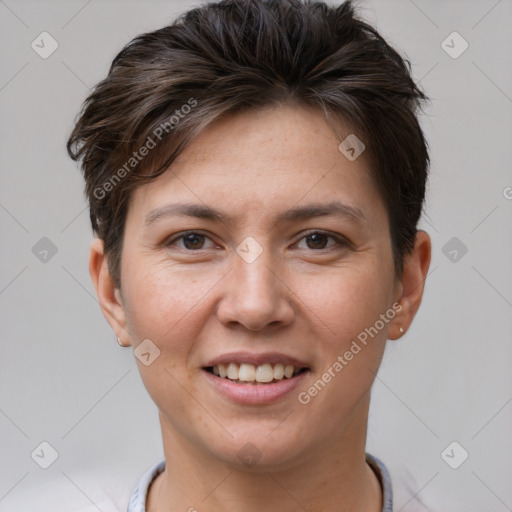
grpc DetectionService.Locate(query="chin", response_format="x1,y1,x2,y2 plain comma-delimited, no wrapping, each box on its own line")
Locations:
200,424,313,472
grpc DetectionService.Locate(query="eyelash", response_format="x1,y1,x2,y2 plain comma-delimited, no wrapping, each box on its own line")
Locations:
164,230,351,252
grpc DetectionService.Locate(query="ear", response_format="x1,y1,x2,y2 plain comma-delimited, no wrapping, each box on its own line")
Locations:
89,238,131,346
388,230,431,340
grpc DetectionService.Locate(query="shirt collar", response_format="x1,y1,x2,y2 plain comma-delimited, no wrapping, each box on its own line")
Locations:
127,453,392,512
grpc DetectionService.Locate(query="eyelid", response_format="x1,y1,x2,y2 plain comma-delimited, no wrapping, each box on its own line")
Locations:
164,229,351,251
293,229,351,250
165,230,218,249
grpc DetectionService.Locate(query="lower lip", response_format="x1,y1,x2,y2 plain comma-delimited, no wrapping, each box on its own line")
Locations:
202,369,309,405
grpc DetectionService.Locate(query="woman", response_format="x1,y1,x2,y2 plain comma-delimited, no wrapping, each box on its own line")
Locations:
67,1,431,510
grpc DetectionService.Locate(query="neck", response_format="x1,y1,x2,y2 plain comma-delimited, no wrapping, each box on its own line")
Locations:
147,396,382,512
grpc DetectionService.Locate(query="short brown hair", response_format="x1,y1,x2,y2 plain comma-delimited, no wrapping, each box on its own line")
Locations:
67,0,429,288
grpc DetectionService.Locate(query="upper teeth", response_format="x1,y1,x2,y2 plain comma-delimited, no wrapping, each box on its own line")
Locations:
212,363,299,383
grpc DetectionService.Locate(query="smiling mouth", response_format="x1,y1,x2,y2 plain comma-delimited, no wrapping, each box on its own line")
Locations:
204,363,309,384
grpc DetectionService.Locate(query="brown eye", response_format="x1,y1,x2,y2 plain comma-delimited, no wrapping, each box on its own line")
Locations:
182,233,205,250
166,231,216,251
305,233,329,249
296,231,347,251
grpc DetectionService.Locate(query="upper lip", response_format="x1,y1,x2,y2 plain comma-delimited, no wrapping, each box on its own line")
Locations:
203,351,310,369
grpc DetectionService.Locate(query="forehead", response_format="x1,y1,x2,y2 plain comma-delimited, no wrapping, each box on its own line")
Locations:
173,104,365,176
128,104,385,225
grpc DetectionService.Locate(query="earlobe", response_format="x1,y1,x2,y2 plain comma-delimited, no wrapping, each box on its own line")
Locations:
89,238,131,346
388,230,431,340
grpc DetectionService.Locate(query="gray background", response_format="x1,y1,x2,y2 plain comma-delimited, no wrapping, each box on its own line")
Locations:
1,0,511,510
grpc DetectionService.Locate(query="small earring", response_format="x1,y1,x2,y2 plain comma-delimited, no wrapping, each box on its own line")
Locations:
399,327,404,335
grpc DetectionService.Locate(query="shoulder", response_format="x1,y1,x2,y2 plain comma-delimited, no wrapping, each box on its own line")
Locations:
127,460,166,512
366,452,393,512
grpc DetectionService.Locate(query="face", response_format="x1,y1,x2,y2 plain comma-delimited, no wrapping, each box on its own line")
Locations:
111,104,404,469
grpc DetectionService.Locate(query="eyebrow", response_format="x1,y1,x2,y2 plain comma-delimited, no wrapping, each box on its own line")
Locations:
144,201,368,227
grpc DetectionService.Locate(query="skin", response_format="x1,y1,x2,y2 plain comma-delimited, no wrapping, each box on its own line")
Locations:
90,103,431,512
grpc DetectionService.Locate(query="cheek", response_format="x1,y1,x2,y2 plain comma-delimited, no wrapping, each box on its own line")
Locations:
293,264,394,408
295,264,394,347
122,260,219,347
120,261,211,430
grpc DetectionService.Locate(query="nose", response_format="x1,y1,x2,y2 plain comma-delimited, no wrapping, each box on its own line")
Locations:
215,247,295,332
